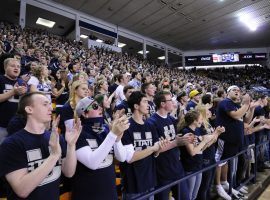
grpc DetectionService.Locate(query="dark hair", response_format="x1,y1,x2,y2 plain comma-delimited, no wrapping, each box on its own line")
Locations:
123,85,134,94
17,92,45,118
177,91,187,102
141,82,152,94
117,74,123,83
184,110,200,126
201,94,212,105
68,63,75,72
131,71,138,79
154,90,171,109
217,89,225,98
127,91,146,113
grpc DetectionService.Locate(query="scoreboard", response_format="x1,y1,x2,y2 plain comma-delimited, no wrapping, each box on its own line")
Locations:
185,53,267,66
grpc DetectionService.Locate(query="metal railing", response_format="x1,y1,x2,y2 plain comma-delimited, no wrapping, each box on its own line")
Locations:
132,139,270,200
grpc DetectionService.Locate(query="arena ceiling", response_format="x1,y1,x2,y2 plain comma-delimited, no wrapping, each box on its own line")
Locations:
52,0,270,50
1,0,270,53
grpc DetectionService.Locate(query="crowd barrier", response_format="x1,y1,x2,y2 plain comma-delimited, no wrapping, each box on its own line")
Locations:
131,140,270,200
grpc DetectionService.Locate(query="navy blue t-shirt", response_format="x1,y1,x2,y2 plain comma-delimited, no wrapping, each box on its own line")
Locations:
0,129,66,200
186,100,197,111
148,100,156,117
199,126,216,163
59,102,74,134
0,75,21,127
55,82,69,106
120,118,158,193
148,113,185,181
248,106,265,144
72,117,117,200
216,98,244,147
180,127,203,172
7,115,26,135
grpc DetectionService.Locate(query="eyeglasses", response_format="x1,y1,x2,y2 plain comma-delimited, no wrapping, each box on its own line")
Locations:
163,99,172,102
85,102,99,112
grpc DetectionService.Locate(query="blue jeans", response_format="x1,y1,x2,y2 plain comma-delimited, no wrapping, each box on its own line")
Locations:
186,172,202,200
155,180,190,200
197,160,215,200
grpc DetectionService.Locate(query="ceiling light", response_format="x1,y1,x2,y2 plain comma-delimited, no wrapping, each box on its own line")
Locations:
80,34,88,39
138,50,149,54
118,42,126,48
96,39,103,43
239,14,258,31
36,17,55,28
158,56,165,60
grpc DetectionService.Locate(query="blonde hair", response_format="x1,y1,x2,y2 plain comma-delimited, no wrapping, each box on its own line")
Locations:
69,80,88,110
195,104,209,129
31,64,49,83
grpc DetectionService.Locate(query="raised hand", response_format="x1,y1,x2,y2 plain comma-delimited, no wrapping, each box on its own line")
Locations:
159,137,170,149
14,86,27,96
111,115,130,136
112,109,125,120
242,94,251,105
65,118,82,146
215,126,225,135
250,100,261,109
175,133,194,146
49,115,61,159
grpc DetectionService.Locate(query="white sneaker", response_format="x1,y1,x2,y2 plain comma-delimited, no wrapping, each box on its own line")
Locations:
221,182,229,191
239,186,248,194
216,185,232,200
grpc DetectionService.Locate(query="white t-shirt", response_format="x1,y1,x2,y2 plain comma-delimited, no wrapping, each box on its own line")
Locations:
28,76,52,102
114,85,125,106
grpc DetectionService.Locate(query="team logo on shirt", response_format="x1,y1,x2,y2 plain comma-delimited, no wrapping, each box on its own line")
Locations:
86,139,113,168
4,84,19,103
26,148,61,186
148,104,156,116
133,132,153,151
127,108,132,118
163,125,176,140
91,123,106,134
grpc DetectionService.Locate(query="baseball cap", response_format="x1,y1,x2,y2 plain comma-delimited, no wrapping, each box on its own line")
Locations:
177,91,187,101
227,85,239,93
186,82,193,87
189,90,200,98
76,97,95,117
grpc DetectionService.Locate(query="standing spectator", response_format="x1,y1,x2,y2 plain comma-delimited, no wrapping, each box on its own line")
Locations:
215,85,251,199
115,85,134,118
115,73,129,106
141,82,156,117
179,110,216,200
148,91,192,200
59,80,89,134
0,58,27,143
128,71,142,90
120,91,164,200
195,105,225,200
72,97,129,200
0,92,81,199
52,69,69,116
186,90,201,111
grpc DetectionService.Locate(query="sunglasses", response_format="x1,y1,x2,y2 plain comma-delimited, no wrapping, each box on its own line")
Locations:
85,102,99,112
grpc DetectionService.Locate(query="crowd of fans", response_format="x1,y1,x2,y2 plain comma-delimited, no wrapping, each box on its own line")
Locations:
0,21,270,200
